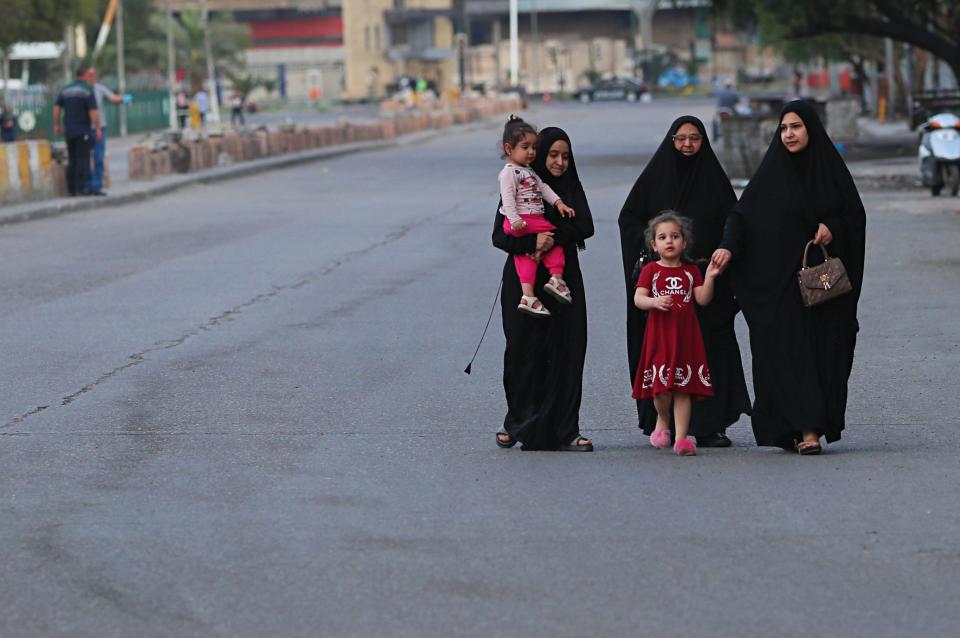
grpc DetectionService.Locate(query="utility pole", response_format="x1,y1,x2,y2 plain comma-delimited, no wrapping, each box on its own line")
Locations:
117,0,128,137
509,0,518,86
492,19,501,90
531,0,539,94
884,38,895,116
166,0,177,129
201,0,221,124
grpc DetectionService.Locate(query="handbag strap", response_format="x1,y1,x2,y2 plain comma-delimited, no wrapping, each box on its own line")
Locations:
801,240,830,269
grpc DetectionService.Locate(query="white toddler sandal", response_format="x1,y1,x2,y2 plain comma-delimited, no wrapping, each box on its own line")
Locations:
543,276,573,304
518,295,551,318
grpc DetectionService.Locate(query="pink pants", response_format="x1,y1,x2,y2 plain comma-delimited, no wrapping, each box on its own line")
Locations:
503,214,565,285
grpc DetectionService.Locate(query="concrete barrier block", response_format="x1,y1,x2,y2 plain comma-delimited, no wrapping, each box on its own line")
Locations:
0,141,58,203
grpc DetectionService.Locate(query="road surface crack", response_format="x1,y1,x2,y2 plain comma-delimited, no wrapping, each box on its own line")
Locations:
3,203,461,429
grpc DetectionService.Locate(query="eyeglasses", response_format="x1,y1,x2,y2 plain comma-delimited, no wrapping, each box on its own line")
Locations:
672,134,703,143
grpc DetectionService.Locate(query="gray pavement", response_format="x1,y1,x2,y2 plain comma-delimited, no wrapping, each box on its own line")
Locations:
1,100,958,637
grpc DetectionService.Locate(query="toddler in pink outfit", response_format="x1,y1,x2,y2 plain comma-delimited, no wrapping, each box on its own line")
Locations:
498,115,576,318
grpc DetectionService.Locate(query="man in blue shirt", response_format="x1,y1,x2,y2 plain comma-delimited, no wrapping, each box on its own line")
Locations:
53,65,102,196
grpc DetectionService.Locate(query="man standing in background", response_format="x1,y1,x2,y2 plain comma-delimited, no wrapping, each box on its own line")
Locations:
83,66,128,196
53,65,101,197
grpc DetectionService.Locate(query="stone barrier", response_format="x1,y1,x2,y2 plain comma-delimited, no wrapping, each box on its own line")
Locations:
0,141,56,204
126,96,522,181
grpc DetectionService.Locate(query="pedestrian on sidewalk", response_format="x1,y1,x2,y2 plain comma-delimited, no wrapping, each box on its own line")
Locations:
194,89,210,127
230,92,245,127
492,126,595,452
1,103,16,142
176,90,190,129
711,99,866,455
83,66,128,196
53,65,101,197
619,116,750,448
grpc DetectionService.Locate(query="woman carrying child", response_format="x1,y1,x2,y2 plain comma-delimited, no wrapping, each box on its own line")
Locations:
633,213,723,456
493,125,595,451
619,116,750,448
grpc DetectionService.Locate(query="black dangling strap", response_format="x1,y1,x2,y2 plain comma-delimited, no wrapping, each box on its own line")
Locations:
464,280,503,375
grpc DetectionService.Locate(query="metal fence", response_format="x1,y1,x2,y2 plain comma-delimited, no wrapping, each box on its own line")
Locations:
3,89,170,140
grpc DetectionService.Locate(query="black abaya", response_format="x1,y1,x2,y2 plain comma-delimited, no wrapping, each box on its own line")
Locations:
721,100,866,448
493,127,595,450
618,116,751,437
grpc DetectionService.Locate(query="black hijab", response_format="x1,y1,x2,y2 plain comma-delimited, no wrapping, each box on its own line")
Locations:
729,100,866,318
619,115,736,288
532,126,588,250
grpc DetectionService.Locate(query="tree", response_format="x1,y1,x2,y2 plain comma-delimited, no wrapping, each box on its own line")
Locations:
0,0,99,100
714,1,960,82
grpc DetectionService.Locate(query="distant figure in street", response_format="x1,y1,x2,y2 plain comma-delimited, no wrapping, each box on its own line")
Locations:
497,115,577,318
619,116,750,449
715,81,739,112
53,65,101,196
632,213,723,456
710,100,866,454
194,89,210,126
83,66,127,196
492,126,595,452
176,90,190,129
0,103,15,142
230,92,245,126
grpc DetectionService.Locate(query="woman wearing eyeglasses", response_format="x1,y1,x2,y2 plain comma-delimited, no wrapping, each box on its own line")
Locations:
618,115,751,448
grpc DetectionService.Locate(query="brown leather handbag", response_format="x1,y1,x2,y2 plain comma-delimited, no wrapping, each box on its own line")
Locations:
797,241,853,307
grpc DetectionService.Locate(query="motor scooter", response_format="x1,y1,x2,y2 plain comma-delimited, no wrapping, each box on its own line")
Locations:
918,112,960,196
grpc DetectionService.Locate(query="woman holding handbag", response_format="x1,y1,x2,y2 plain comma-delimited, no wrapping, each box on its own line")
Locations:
619,116,751,447
711,100,866,454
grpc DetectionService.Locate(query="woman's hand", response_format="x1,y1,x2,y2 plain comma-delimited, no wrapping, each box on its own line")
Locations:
710,248,733,273
556,200,576,218
652,296,674,312
813,223,833,245
535,232,555,254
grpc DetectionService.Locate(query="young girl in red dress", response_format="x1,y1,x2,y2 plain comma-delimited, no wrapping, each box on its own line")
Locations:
632,212,721,456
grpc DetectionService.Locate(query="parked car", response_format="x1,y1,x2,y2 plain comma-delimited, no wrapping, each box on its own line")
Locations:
658,67,700,89
573,77,650,103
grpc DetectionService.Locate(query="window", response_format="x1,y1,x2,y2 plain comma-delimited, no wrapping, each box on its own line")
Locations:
364,26,371,51
374,25,381,50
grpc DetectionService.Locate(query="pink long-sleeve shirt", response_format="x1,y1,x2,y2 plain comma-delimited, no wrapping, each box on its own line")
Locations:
498,162,560,224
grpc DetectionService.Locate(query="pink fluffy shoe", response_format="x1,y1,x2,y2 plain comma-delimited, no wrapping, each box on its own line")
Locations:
674,438,697,456
650,429,672,449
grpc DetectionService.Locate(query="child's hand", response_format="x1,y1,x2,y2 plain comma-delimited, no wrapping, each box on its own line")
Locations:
706,260,722,279
556,200,576,218
511,218,528,232
653,295,674,312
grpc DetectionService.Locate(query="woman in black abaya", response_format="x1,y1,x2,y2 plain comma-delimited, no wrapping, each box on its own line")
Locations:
493,127,595,451
618,116,751,446
711,100,866,453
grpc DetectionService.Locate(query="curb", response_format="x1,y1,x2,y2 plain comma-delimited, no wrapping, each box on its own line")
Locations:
0,119,497,227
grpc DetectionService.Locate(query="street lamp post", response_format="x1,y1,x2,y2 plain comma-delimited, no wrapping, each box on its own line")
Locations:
509,0,518,86
166,0,177,129
201,0,221,125
117,0,127,137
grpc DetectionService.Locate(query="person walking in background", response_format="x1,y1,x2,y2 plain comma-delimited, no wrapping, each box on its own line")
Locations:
194,89,210,127
83,66,128,196
176,90,190,129
53,65,101,197
230,92,245,127
0,103,16,142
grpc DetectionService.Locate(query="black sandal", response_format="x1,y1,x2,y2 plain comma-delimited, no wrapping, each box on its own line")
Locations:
559,435,593,452
496,432,517,449
793,438,822,455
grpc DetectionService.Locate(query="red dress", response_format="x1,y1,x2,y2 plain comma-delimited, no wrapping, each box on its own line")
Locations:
632,262,714,400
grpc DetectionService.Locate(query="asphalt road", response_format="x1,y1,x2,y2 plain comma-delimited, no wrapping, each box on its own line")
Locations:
2,100,959,637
